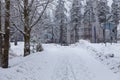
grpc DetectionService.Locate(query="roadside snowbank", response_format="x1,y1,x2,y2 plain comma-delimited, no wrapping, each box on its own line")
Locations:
1,40,119,80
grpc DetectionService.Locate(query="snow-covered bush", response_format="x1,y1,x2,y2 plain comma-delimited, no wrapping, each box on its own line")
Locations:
36,43,43,52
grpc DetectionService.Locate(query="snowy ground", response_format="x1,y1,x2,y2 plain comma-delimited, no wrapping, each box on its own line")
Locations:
0,40,120,80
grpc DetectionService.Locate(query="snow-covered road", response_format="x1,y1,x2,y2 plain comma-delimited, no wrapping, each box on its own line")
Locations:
48,46,118,80
0,43,119,80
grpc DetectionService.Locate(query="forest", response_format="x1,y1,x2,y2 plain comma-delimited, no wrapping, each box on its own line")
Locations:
0,0,120,80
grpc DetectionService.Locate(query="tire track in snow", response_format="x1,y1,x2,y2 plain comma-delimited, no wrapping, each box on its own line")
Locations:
51,57,76,80
51,54,95,80
67,55,95,80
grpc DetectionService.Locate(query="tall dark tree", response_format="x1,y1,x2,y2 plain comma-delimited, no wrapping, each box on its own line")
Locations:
111,0,120,42
54,0,67,45
70,0,82,43
2,0,10,68
0,0,2,67
23,0,30,56
97,0,110,43
83,0,95,41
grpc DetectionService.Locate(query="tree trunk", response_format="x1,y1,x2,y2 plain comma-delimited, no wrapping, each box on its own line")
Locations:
23,0,31,56
0,0,2,67
75,24,79,43
115,25,117,43
24,32,30,56
14,35,18,46
2,0,10,68
51,26,54,43
103,29,105,43
59,20,63,45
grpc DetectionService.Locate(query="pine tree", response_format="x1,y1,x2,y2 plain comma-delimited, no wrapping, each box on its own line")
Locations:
54,0,68,45
83,0,95,41
70,0,82,43
111,0,120,42
97,0,110,43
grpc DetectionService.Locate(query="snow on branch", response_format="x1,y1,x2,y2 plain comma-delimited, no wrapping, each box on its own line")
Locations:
30,0,50,30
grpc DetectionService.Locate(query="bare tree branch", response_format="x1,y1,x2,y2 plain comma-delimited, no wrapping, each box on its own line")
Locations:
30,0,50,30
11,19,25,35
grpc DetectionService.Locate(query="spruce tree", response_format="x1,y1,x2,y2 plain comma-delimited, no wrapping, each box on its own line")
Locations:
111,0,120,42
70,0,82,43
97,0,110,43
83,0,95,41
54,0,68,45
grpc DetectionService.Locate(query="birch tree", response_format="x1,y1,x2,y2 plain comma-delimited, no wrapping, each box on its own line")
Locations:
12,0,52,56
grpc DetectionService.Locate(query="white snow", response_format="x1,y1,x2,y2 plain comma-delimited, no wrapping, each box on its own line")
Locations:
0,40,119,80
10,42,24,56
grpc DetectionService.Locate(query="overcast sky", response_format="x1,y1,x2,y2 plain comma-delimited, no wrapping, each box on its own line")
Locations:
108,0,113,7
